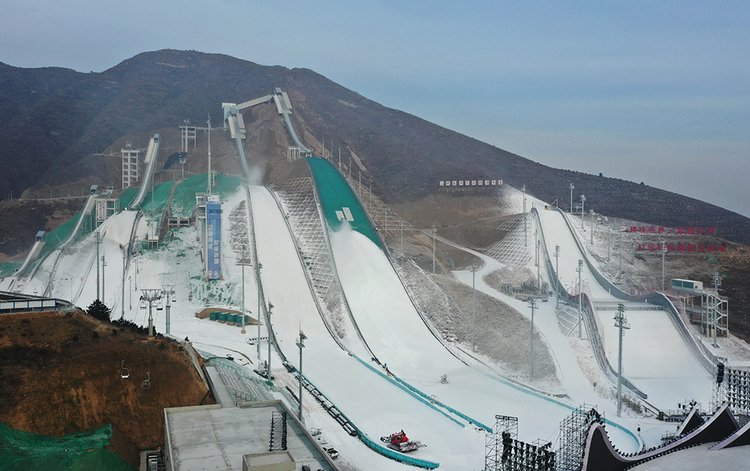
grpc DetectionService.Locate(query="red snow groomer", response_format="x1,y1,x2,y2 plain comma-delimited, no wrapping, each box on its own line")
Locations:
380,430,426,453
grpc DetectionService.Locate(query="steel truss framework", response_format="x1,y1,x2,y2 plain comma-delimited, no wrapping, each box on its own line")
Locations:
557,404,603,471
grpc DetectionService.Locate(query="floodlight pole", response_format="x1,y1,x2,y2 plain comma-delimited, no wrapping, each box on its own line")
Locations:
101,255,106,305
432,225,436,274
241,245,246,334
614,303,629,417
580,195,586,229
296,330,307,422
96,230,100,301
528,298,537,380
577,260,584,338
522,185,527,247
537,239,541,290
121,249,126,320
619,230,623,276
661,239,666,291
207,115,212,195
471,265,477,353
257,263,263,361
267,302,273,380
569,183,575,213
554,245,560,308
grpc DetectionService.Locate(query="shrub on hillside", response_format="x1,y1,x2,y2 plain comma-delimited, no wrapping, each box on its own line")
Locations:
86,299,111,322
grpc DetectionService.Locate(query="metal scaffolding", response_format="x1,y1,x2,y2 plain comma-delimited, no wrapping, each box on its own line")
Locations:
556,404,602,471
713,362,750,423
486,415,519,471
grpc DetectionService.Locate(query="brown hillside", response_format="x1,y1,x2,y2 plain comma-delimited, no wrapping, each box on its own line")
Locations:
0,310,212,467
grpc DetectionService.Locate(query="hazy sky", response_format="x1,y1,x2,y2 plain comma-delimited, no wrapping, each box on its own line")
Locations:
3,1,749,217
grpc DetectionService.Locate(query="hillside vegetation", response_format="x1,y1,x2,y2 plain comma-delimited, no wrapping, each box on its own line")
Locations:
0,49,748,247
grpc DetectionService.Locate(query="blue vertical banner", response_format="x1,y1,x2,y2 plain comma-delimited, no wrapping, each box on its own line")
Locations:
206,201,222,280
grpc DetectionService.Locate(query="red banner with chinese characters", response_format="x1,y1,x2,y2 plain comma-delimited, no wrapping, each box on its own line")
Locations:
636,243,726,253
628,226,716,235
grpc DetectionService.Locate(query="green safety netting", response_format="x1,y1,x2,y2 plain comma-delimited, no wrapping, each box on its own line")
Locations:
0,422,135,471
169,174,242,217
117,188,139,210
306,157,382,249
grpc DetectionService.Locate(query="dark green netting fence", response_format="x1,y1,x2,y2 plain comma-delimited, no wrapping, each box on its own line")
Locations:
0,422,135,471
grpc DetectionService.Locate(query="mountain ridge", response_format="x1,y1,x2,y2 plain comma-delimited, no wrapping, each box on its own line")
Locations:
1,49,749,245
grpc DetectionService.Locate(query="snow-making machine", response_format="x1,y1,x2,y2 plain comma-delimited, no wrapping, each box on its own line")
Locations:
380,430,426,453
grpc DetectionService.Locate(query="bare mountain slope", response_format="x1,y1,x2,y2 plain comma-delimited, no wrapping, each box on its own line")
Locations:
1,49,749,245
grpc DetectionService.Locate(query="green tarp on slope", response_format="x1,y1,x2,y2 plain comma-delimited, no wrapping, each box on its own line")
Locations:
0,422,135,471
307,157,382,249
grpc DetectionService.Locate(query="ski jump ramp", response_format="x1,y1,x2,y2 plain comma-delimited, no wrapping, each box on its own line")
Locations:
534,207,713,407
129,134,160,209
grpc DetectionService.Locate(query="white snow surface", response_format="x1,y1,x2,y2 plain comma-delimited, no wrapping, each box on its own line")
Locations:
10,181,739,469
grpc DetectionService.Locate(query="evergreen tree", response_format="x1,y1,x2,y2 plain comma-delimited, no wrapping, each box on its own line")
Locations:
86,299,111,322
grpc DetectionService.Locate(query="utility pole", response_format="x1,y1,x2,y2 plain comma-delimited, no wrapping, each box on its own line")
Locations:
140,289,162,337
590,209,594,244
577,260,584,338
162,285,175,335
471,266,477,352
528,298,537,380
432,225,437,275
296,330,307,422
614,303,629,417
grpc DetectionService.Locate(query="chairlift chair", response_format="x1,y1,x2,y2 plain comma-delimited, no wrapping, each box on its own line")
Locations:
156,299,163,311
141,372,151,391
139,300,147,310
120,360,130,379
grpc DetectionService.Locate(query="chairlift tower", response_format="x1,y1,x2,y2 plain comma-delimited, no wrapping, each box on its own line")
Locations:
140,289,162,337
162,285,175,335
